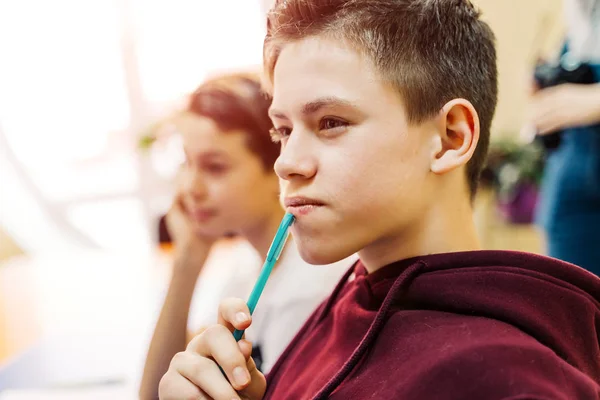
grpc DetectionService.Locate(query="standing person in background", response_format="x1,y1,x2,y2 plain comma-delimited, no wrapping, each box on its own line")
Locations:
139,72,354,400
530,0,600,274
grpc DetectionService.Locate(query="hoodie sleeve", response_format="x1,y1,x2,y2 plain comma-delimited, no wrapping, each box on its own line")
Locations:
402,340,599,400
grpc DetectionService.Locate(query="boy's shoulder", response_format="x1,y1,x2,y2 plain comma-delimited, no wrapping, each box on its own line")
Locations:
343,311,598,399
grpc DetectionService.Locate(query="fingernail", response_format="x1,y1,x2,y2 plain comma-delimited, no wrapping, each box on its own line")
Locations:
233,366,250,387
236,312,249,324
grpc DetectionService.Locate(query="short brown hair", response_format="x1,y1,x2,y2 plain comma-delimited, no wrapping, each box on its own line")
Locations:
187,72,279,170
264,0,498,196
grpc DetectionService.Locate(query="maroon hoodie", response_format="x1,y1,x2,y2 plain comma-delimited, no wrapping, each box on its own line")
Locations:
263,251,600,399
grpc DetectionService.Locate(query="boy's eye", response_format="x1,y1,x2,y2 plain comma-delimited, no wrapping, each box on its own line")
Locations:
270,127,292,143
319,117,348,132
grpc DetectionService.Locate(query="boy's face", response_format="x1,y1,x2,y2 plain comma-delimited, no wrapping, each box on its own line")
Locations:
270,36,438,265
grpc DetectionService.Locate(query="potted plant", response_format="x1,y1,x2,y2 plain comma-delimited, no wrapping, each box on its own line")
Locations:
482,137,545,224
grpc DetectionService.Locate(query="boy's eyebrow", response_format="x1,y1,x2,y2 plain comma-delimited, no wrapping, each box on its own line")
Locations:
269,96,359,119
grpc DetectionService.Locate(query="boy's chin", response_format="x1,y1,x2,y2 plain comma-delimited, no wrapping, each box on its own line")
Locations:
295,239,354,266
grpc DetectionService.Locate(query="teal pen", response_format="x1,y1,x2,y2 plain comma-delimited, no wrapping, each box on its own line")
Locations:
232,212,295,341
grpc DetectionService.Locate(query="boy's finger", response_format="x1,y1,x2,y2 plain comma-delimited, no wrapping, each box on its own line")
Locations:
239,356,267,400
218,297,252,331
190,324,251,391
172,351,241,400
158,368,211,400
238,339,253,360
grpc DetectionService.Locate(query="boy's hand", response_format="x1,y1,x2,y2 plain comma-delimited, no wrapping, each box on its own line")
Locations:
158,298,266,400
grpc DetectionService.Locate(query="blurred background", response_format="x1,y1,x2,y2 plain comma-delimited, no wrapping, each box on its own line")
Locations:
0,0,573,398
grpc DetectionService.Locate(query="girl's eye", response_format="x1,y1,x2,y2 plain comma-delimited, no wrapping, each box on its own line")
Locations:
204,163,229,175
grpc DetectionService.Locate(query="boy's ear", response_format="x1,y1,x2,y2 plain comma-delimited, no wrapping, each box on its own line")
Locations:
430,98,480,174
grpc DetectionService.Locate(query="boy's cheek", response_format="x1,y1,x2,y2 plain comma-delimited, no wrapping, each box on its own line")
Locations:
277,179,288,204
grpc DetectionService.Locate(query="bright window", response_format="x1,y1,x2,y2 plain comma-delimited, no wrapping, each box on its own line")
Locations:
0,0,266,253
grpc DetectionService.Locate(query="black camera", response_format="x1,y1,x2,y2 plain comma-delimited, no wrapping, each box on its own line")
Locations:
533,60,597,150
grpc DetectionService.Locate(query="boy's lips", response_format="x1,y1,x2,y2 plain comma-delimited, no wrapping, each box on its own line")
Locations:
284,196,325,216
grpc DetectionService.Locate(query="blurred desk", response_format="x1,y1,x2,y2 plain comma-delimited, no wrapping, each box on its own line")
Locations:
0,250,172,398
0,239,256,399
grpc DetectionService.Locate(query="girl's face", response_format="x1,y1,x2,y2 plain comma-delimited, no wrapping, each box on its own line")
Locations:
176,112,281,238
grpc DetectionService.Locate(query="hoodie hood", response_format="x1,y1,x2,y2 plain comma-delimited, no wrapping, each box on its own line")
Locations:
311,250,600,399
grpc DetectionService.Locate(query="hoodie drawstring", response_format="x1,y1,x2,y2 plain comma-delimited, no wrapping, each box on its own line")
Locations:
311,261,425,400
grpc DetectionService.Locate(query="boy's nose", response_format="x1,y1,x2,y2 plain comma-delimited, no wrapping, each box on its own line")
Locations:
274,132,317,181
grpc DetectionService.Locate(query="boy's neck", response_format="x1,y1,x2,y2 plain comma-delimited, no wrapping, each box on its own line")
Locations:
358,195,481,274
244,207,286,262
